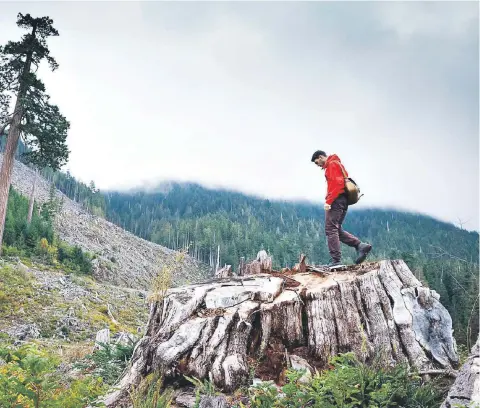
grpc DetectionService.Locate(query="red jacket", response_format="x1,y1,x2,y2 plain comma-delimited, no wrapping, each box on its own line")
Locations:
322,154,348,205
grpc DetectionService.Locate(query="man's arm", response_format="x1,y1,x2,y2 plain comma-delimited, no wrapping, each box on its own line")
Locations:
325,162,346,205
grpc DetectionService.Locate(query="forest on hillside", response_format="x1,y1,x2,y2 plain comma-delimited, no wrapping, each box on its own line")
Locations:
102,183,478,265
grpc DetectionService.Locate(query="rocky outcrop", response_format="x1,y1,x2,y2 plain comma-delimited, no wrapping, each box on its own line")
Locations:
103,259,459,406
1,153,211,289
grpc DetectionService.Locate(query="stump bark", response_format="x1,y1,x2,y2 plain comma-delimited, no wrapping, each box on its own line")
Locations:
441,336,480,408
103,259,459,407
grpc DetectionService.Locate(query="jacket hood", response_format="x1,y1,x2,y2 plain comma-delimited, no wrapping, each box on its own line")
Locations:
322,154,341,169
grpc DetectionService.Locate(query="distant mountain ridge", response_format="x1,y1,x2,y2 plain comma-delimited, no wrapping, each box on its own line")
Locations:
108,179,477,232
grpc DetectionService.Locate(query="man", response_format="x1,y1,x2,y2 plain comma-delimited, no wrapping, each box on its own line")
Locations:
311,150,372,269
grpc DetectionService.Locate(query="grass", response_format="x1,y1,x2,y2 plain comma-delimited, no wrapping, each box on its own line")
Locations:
0,265,42,318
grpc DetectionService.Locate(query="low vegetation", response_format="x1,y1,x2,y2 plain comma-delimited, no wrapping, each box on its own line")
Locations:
3,186,93,275
0,343,108,408
244,353,448,408
124,352,449,408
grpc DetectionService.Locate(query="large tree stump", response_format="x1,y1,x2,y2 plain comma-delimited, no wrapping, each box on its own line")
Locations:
103,260,459,407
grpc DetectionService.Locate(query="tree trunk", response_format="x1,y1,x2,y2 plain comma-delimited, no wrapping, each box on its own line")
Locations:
0,23,36,254
103,259,459,407
0,100,24,254
27,168,38,224
238,257,245,276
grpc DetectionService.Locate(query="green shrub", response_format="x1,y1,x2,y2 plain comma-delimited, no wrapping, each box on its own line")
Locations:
248,380,280,408
57,241,93,275
0,343,107,407
75,339,137,385
0,265,35,318
1,187,92,275
185,375,219,407
48,376,107,408
2,245,27,257
248,352,448,408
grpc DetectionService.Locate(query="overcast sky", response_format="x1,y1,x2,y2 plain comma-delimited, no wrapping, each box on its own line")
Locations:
0,1,478,231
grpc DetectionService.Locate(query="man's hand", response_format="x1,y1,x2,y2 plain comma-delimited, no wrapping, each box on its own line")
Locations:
324,203,331,211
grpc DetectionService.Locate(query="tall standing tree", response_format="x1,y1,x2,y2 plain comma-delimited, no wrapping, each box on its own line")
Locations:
0,13,69,252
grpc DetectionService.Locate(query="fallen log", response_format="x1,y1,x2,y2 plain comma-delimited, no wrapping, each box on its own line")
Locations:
306,265,334,275
103,259,459,407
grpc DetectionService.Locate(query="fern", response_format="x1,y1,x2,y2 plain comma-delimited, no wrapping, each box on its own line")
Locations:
75,339,137,385
129,373,173,408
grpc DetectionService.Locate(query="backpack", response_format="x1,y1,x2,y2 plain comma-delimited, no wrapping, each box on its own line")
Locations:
334,161,363,205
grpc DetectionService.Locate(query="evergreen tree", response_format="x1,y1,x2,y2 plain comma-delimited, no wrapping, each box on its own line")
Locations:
0,13,69,253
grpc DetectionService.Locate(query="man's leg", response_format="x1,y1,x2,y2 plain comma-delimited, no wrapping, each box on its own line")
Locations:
337,197,372,264
339,228,361,248
337,202,361,248
325,199,344,263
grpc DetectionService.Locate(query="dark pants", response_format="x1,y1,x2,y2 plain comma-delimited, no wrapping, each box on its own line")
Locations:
325,194,361,262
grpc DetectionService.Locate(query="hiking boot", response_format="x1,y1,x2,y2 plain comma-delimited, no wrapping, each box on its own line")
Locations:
327,261,346,270
355,243,372,265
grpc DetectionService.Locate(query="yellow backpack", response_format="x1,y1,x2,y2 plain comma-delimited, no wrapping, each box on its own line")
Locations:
334,161,363,205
